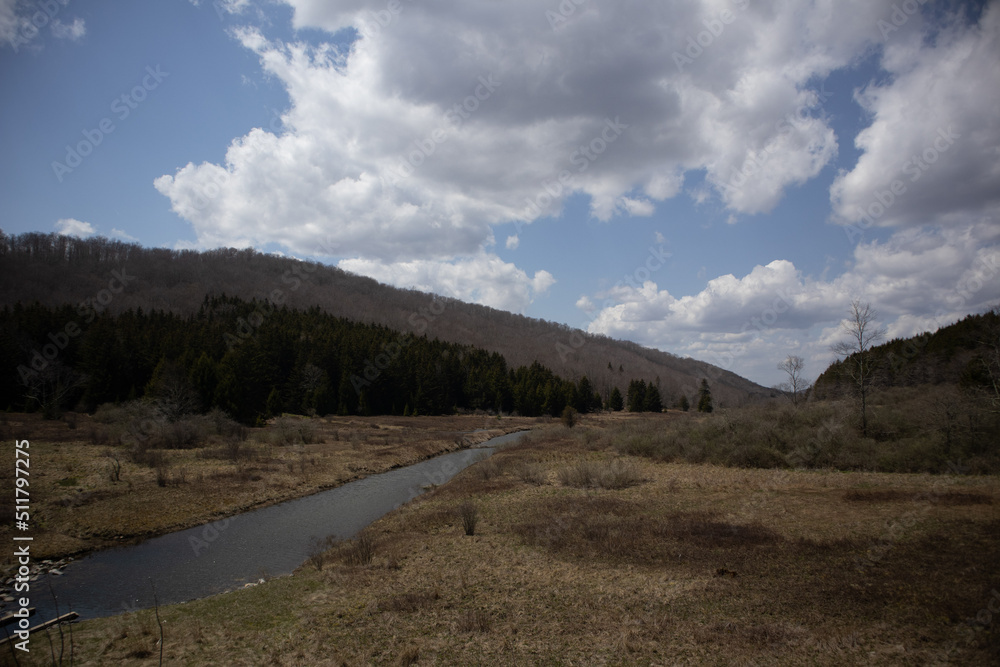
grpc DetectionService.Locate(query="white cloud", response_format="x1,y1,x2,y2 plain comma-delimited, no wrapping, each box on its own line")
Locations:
55,218,95,237
2,0,85,50
830,3,1000,231
188,0,250,13
50,17,85,41
156,0,903,275
339,251,556,313
618,197,656,217
150,0,1000,372
585,223,1000,386
110,228,139,242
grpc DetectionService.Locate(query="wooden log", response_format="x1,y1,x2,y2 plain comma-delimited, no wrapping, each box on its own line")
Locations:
0,609,35,627
0,612,78,646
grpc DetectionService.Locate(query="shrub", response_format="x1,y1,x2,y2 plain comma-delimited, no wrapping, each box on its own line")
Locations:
561,406,578,428
516,461,547,485
558,458,644,489
344,532,377,566
726,445,788,469
458,501,479,536
267,416,318,446
306,535,338,571
474,455,503,480
155,463,170,487
130,442,167,468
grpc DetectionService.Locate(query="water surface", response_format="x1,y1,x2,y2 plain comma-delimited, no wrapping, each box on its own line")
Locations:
33,431,524,621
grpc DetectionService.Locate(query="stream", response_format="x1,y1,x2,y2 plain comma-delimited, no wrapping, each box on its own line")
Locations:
27,430,525,622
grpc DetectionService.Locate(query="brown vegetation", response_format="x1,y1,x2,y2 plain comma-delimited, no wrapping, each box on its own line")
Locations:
0,412,536,563
34,418,999,666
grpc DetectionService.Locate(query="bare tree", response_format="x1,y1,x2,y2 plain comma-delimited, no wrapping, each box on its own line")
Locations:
831,300,887,435
777,355,810,406
974,305,1000,412
23,359,86,420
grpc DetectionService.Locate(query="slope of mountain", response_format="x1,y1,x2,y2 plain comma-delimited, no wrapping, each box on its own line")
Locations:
0,232,772,407
813,309,1000,399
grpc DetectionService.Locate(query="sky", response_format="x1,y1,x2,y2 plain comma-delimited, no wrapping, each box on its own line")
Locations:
1,0,998,389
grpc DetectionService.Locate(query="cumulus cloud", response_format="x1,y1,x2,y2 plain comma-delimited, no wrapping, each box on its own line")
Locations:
150,0,999,374
55,218,95,237
584,224,1000,385
830,3,1000,232
338,251,555,313
155,0,911,301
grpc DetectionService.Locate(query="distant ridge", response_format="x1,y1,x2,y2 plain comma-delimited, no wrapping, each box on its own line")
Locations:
0,231,773,407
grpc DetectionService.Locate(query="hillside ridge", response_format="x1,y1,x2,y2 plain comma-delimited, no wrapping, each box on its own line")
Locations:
0,231,772,407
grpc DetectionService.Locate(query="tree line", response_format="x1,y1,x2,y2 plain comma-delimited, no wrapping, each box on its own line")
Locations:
1,295,694,423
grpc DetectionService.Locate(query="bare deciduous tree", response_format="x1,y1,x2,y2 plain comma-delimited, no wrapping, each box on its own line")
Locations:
831,300,887,436
975,305,1000,412
23,359,86,420
777,355,811,406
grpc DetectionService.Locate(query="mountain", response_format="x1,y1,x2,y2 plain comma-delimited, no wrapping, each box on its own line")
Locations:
0,231,772,408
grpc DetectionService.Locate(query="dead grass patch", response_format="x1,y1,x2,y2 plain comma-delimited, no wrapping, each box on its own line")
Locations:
378,590,441,613
844,489,993,505
515,495,781,566
456,608,492,633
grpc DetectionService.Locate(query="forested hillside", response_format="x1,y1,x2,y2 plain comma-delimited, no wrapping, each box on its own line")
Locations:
0,232,772,408
1,297,611,423
813,309,1000,400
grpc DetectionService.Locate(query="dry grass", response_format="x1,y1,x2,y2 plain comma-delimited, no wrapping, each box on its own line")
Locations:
557,457,645,489
0,412,538,563
13,419,1000,666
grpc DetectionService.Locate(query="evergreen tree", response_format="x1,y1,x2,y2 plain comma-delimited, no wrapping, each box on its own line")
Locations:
627,379,647,412
677,394,690,412
644,383,663,413
696,379,713,413
576,376,596,413
609,386,624,411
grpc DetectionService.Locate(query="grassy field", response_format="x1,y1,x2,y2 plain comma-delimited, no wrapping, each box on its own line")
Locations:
0,411,536,563
9,412,998,666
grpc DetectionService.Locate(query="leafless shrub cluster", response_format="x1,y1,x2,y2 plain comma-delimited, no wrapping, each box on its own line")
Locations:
306,535,339,571
457,501,479,536
340,532,377,566
612,385,1000,473
473,455,503,480
515,460,548,485
265,416,318,446
557,458,644,490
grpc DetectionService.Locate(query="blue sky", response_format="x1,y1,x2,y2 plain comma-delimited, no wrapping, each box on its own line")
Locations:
2,0,998,388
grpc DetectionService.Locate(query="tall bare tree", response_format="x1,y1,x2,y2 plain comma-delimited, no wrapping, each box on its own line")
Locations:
777,355,810,406
975,305,1000,412
831,300,887,435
